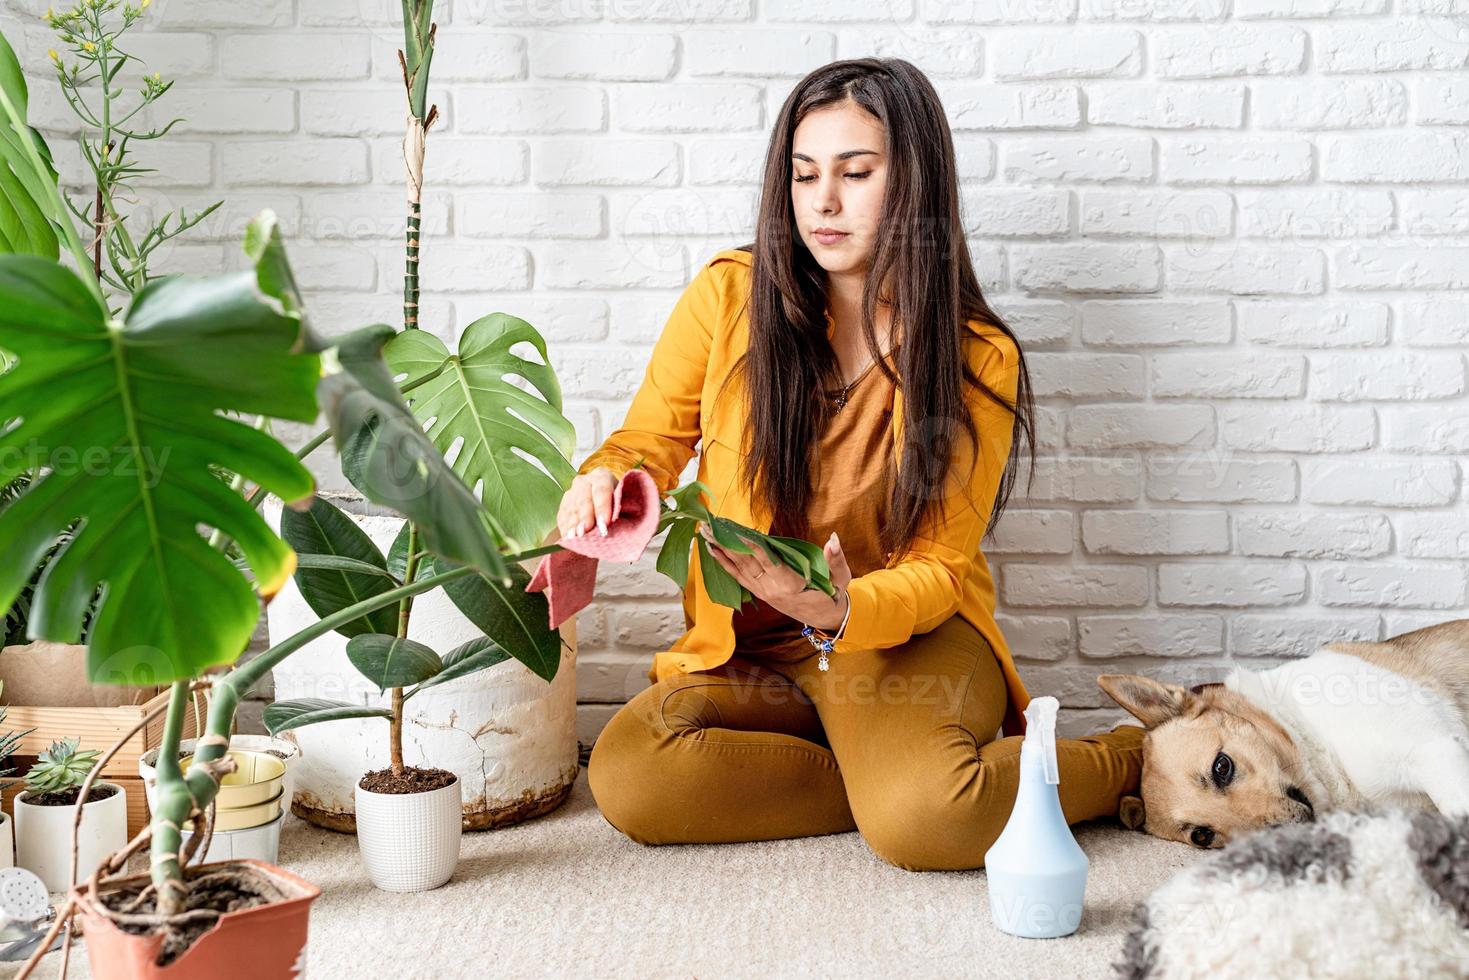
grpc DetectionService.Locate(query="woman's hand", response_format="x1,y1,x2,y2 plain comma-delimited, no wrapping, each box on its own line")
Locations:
556,466,620,541
699,524,853,630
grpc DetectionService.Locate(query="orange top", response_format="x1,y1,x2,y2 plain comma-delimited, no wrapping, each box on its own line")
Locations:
731,342,900,660
577,246,1031,736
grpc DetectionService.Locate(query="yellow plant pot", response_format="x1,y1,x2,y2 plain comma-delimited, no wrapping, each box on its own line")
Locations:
185,787,285,833
181,750,286,808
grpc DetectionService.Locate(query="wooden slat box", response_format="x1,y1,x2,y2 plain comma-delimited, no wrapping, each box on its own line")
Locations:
0,642,202,778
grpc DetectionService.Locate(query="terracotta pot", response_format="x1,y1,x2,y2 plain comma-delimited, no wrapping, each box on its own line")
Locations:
73,858,320,979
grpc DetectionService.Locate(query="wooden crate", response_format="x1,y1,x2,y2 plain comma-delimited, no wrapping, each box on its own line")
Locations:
2,773,151,839
2,688,202,779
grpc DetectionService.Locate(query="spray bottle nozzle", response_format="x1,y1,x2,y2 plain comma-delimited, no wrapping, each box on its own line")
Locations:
1023,696,1060,785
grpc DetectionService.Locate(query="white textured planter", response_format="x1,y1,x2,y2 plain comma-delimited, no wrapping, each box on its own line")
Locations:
180,811,284,865
139,735,303,815
263,494,579,833
0,813,14,869
355,776,461,893
15,783,127,893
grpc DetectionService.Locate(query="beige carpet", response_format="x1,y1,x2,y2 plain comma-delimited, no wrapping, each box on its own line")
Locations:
12,765,1202,979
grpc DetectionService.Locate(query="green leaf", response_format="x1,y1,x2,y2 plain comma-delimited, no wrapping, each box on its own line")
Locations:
414,635,510,692
0,230,320,686
425,556,560,683
697,537,747,610
280,496,399,638
345,633,443,692
708,516,758,555
293,553,401,581
400,0,436,121
692,517,837,612
0,31,59,259
384,313,576,553
264,698,394,735
655,515,698,589
318,323,513,587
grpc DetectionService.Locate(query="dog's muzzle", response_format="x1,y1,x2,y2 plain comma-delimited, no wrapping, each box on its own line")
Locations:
1285,785,1315,822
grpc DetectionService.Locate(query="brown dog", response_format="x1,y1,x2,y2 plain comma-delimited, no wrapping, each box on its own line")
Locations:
1098,619,1469,849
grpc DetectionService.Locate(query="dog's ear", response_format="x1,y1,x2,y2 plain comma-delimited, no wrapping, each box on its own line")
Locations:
1097,674,1192,728
1118,795,1146,831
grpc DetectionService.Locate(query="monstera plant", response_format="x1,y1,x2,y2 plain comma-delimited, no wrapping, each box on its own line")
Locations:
0,22,571,974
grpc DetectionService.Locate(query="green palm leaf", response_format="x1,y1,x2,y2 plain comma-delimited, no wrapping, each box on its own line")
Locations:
0,219,319,685
384,313,576,552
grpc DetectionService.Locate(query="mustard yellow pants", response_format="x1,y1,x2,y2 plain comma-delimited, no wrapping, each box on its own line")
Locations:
587,615,1144,871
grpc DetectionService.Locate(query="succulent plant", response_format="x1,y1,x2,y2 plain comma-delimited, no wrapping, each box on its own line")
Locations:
25,737,100,796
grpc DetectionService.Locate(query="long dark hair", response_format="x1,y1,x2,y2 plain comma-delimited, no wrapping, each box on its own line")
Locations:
720,57,1035,567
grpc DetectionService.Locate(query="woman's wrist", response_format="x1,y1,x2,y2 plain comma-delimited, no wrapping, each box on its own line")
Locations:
819,587,850,632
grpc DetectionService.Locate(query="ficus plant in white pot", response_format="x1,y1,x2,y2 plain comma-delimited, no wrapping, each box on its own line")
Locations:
265,0,581,836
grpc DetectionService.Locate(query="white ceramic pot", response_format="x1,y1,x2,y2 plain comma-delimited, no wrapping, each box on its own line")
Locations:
354,776,461,893
179,811,284,865
138,735,303,815
15,782,127,893
264,494,580,833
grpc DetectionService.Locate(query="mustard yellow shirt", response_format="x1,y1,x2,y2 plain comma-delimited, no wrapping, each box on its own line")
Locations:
577,247,1031,736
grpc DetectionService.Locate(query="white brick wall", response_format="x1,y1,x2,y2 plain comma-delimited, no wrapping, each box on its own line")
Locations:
6,1,1468,739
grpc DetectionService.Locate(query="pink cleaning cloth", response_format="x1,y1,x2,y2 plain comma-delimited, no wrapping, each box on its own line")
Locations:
526,467,662,629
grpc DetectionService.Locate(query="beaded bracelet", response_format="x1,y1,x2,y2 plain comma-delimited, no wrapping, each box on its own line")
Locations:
800,586,851,671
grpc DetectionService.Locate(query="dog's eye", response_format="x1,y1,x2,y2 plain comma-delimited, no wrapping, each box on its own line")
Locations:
1211,752,1234,788
1190,826,1215,848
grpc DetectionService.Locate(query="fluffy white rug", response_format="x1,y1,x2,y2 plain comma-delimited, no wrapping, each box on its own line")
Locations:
13,768,1202,979
1119,808,1469,980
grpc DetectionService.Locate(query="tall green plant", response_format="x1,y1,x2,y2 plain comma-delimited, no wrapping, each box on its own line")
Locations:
44,0,221,295
399,0,436,332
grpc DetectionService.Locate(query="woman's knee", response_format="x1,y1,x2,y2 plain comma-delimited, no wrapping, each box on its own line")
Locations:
586,700,664,845
854,771,1008,872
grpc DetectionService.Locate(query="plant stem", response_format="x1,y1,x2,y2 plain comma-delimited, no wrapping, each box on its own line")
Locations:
146,562,479,907
148,680,194,916
390,522,422,776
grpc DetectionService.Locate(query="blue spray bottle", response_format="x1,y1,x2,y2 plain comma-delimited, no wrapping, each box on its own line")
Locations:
983,696,1088,939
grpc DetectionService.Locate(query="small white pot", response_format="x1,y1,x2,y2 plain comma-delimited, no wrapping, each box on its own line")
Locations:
179,811,284,865
354,776,461,893
15,783,127,893
139,735,303,814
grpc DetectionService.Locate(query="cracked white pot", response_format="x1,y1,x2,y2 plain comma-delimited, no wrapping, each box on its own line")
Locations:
263,494,579,833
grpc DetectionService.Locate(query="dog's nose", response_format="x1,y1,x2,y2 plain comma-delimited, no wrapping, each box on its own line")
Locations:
1285,785,1315,822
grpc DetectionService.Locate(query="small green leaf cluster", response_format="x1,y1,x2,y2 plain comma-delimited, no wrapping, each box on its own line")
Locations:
25,735,99,795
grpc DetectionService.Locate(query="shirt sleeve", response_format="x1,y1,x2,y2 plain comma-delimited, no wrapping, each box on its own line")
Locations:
832,331,1020,652
574,257,725,494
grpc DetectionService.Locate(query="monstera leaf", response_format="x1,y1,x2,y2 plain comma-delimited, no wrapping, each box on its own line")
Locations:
319,322,514,589
0,31,60,258
0,226,320,685
383,313,576,553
